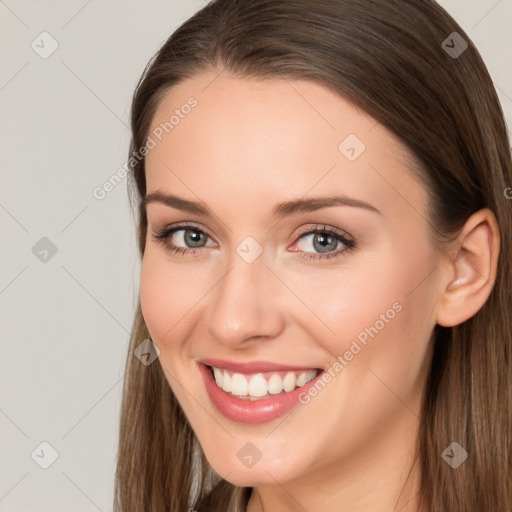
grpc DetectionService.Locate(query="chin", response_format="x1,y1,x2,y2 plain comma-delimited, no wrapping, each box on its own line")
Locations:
221,469,283,488
204,450,300,487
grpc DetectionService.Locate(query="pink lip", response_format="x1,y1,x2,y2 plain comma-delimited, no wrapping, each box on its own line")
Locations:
198,357,321,374
197,362,325,425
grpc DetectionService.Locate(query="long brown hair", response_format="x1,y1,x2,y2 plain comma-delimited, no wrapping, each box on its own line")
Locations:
114,1,512,510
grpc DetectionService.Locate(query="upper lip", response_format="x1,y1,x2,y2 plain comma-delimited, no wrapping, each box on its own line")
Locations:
198,358,322,374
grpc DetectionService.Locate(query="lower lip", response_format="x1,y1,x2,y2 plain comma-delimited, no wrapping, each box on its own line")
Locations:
198,362,324,425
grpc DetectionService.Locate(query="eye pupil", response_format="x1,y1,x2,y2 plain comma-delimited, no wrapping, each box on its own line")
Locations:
313,233,337,253
185,229,205,247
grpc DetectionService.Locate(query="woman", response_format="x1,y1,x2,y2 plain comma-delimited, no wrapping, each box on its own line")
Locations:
115,1,512,510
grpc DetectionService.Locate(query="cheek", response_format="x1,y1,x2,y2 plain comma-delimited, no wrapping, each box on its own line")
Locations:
139,252,188,346
139,250,216,352
140,254,164,339
296,239,438,368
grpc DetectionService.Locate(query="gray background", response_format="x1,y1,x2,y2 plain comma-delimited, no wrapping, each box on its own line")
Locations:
1,1,510,510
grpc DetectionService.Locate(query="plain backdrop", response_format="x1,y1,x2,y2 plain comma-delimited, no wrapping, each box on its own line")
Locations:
1,1,511,510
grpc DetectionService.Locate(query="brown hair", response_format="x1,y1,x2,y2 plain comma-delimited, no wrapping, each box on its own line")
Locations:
114,1,512,510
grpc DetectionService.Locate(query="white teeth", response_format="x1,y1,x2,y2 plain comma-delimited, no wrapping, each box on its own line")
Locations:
213,367,223,388
231,373,248,396
221,372,232,393
282,372,296,392
210,366,318,399
267,373,283,394
297,369,316,386
248,374,268,397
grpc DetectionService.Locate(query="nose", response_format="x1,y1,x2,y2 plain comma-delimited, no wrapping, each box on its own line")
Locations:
205,250,285,348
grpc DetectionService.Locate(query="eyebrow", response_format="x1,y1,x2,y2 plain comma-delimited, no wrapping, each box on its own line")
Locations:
141,191,382,218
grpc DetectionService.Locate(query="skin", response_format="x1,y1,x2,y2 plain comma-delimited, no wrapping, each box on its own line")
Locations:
139,69,499,512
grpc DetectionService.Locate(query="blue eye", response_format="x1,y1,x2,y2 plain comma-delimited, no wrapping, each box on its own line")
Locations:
291,226,356,261
151,223,356,261
152,223,215,256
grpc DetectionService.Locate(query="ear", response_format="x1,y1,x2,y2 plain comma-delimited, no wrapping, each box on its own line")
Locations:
436,208,500,327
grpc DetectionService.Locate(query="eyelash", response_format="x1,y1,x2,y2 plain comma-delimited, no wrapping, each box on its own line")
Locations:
151,222,356,261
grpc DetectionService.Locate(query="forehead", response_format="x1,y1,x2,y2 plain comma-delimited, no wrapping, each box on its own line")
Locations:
144,70,427,221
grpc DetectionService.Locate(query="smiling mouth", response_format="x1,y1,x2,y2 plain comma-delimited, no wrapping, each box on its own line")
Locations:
206,364,321,400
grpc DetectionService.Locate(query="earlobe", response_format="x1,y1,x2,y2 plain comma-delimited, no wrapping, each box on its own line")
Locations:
436,208,500,327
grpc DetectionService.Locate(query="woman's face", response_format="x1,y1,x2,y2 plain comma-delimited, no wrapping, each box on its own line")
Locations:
140,69,442,487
